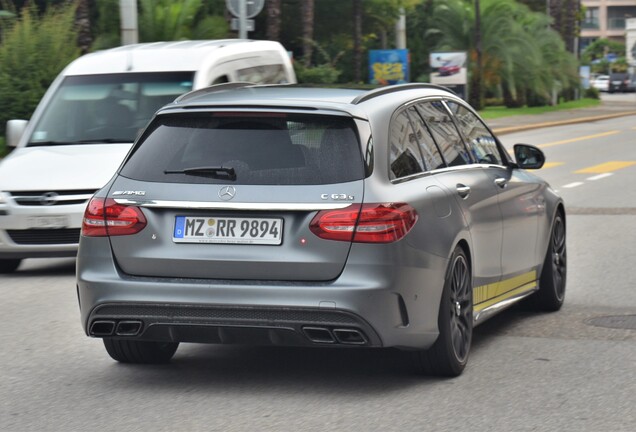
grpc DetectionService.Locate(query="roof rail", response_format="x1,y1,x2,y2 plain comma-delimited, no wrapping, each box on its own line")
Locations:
174,82,256,104
351,83,457,105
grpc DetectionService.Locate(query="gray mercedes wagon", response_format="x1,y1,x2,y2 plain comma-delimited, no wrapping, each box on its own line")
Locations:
76,83,566,376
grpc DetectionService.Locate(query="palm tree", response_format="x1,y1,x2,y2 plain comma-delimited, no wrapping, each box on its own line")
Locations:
74,0,91,54
301,0,314,66
266,0,281,41
428,0,578,108
139,0,227,42
353,0,362,82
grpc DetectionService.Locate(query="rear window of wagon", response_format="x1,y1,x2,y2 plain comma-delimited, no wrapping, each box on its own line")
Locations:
120,113,365,185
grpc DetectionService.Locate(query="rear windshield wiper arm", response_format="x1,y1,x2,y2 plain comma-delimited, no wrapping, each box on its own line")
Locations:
28,139,132,146
164,166,236,180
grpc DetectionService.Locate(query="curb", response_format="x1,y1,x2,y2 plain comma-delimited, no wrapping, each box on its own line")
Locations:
491,110,636,135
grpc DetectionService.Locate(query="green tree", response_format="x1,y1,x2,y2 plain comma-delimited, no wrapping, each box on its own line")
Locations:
428,0,579,108
139,0,227,42
0,3,79,135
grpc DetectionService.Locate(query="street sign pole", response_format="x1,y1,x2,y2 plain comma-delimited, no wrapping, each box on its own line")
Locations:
226,0,264,38
239,0,247,39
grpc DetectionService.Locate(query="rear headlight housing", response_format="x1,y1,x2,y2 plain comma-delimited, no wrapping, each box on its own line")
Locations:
82,197,147,237
310,203,418,243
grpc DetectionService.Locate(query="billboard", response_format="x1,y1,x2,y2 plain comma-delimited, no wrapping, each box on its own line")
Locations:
430,51,467,100
430,52,467,85
369,49,409,85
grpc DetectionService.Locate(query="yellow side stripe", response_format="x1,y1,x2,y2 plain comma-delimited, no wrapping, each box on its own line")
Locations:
538,130,620,149
473,282,537,313
474,271,536,305
574,161,636,174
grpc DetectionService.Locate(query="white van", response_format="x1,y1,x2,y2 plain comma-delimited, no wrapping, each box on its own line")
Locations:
0,39,296,272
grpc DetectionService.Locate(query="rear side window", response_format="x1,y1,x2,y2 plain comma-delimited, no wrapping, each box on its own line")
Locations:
415,101,471,166
389,109,425,180
446,101,503,165
120,113,364,185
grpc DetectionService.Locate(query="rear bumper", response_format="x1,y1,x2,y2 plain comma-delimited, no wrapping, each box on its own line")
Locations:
77,236,449,349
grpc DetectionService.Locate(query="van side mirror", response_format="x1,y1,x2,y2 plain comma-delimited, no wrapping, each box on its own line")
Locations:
513,144,545,170
6,120,28,148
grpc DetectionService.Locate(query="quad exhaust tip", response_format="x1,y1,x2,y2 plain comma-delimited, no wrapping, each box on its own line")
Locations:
302,327,368,345
302,327,336,344
89,320,143,337
115,320,143,336
89,320,116,337
333,328,367,345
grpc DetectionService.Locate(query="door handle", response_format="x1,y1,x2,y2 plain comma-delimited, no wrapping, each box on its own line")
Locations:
456,184,471,199
494,178,508,188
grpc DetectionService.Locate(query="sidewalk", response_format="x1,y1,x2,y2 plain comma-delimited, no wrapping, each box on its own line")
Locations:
488,96,636,135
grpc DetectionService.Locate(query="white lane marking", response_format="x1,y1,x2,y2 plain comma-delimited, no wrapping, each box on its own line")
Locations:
563,182,584,189
587,173,614,181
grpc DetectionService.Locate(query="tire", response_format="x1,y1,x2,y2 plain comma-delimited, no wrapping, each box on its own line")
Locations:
532,212,567,311
103,338,179,364
0,259,22,274
415,247,473,377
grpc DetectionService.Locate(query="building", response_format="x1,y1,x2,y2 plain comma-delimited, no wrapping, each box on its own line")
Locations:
627,18,636,65
581,0,636,51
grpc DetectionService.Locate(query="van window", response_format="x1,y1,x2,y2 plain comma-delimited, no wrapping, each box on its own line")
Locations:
236,64,290,84
28,72,194,146
120,113,364,185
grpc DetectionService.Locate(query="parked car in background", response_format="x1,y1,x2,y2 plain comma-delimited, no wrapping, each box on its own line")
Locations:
0,40,296,273
77,83,566,376
592,75,610,92
609,73,636,93
438,64,461,76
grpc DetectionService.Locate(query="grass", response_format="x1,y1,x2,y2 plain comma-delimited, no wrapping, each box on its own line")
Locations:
478,98,601,120
0,136,6,157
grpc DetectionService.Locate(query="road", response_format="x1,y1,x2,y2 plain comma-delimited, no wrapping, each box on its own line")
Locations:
2,116,636,432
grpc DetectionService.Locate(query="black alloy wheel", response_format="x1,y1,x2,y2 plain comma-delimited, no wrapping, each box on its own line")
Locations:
448,252,472,363
533,212,567,311
415,247,473,377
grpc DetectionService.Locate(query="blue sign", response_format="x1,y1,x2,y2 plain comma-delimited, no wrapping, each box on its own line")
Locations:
369,49,409,85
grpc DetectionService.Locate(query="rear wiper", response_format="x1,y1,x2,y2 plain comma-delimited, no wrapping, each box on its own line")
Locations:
164,166,236,180
28,139,132,146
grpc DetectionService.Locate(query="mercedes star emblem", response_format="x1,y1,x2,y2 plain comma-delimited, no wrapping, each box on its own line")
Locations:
40,191,59,206
218,186,236,201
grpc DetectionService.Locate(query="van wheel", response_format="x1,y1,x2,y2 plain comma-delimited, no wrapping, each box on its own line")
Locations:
414,247,472,377
103,339,179,364
0,259,21,273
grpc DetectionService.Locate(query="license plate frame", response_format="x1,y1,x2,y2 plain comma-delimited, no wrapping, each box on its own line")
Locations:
26,215,69,229
173,216,283,245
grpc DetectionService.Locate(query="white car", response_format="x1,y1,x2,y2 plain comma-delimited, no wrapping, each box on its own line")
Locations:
592,75,609,92
0,40,296,273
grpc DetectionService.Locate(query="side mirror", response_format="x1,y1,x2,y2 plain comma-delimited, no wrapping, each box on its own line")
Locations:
6,120,28,148
513,144,545,170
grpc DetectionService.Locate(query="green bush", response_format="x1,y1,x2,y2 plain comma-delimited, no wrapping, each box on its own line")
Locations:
584,86,600,100
0,4,79,136
294,63,342,84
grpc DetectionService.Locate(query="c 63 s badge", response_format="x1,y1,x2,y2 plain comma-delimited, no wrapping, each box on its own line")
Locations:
112,191,146,196
321,193,354,201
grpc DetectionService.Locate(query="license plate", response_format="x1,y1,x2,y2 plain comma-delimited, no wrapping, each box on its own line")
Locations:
173,216,283,245
27,215,69,229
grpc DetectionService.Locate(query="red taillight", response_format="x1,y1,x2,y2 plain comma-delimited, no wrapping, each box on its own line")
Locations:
309,203,418,243
82,197,147,237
